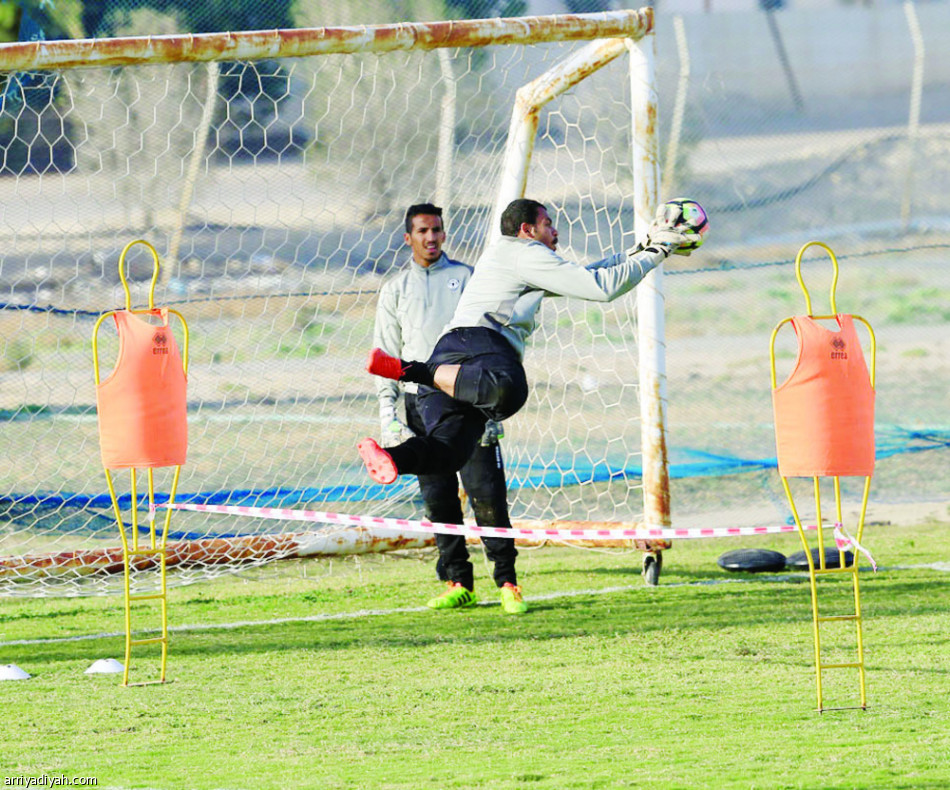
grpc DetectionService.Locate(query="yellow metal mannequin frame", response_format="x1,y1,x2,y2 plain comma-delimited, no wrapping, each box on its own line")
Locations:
769,241,876,712
92,240,189,686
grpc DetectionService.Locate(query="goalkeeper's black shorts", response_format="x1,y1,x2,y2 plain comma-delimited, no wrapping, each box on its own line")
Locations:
427,326,528,422
387,327,527,477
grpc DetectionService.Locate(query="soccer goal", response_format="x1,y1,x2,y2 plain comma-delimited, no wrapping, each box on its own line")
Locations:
0,8,667,596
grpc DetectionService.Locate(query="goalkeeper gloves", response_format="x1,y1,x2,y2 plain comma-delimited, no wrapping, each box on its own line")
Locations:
639,223,704,257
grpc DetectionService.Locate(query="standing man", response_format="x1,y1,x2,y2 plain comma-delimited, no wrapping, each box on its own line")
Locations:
373,203,526,614
359,196,701,484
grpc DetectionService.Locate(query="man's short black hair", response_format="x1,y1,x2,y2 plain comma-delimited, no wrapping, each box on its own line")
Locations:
500,198,547,237
405,203,444,233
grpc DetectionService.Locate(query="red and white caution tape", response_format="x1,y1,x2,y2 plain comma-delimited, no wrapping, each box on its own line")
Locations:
155,502,820,542
834,523,878,571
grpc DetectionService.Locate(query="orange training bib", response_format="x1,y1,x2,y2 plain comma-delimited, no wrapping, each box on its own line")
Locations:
96,309,187,469
772,314,874,477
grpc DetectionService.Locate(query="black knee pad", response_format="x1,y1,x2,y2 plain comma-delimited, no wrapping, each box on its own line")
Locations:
491,373,528,420
474,368,528,421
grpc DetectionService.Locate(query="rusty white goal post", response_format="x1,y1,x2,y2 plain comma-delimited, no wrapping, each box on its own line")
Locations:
0,9,668,594
485,18,668,534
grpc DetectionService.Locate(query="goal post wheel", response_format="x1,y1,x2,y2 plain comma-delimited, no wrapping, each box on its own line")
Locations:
641,551,663,587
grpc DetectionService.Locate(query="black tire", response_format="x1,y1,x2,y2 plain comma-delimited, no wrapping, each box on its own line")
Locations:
786,547,854,571
717,548,788,573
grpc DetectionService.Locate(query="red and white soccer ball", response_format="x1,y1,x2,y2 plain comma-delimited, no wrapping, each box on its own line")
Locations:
656,198,709,252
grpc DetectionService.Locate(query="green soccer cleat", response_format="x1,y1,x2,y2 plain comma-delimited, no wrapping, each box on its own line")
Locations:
500,582,528,615
427,581,477,610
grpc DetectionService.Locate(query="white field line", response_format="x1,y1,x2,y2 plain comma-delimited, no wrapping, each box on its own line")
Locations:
4,561,948,648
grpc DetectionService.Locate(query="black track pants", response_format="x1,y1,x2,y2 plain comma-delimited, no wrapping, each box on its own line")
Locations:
405,392,517,590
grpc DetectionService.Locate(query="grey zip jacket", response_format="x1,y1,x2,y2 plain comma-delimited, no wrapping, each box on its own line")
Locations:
445,236,666,359
374,253,473,412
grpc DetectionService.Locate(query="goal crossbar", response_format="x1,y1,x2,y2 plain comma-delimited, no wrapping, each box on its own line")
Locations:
0,9,653,71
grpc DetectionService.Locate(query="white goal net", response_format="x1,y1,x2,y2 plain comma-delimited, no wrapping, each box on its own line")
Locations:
0,10,665,596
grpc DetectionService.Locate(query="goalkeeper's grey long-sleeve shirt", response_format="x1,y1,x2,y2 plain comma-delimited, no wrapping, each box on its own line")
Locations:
374,253,473,411
444,236,666,360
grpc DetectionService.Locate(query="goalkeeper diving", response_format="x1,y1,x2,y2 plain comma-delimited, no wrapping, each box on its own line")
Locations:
359,197,707,486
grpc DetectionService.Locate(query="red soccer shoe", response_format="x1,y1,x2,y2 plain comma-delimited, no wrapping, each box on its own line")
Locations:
357,438,398,485
366,347,405,381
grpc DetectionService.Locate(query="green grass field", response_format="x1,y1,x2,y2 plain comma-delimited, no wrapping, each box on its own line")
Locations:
1,519,948,790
